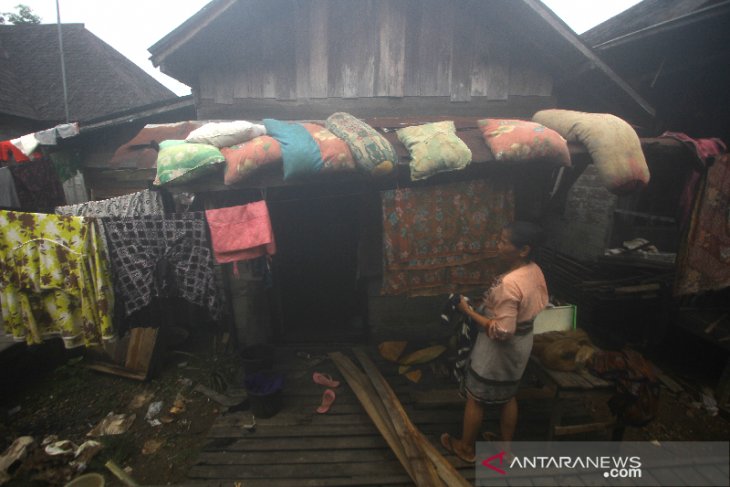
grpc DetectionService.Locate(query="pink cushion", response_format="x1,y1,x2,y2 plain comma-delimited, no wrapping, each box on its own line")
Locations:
478,118,571,166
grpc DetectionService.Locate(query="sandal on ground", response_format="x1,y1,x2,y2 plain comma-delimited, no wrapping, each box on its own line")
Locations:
313,372,340,388
439,433,475,464
316,389,336,414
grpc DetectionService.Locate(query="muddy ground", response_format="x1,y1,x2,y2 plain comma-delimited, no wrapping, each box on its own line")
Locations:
0,328,235,487
1,326,729,486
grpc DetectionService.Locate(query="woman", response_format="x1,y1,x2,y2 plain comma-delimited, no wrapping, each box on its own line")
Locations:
441,221,548,463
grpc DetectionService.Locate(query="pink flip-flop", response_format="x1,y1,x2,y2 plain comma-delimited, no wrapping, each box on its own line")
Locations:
313,372,340,388
316,389,336,414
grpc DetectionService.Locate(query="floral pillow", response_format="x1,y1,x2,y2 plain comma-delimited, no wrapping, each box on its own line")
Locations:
154,140,226,186
477,118,571,166
396,121,471,181
222,136,282,185
301,123,356,173
325,112,396,177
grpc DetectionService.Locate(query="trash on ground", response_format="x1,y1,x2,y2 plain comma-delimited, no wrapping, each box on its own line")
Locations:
87,412,136,437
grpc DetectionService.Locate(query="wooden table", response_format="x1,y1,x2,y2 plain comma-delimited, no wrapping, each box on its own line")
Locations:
528,356,625,441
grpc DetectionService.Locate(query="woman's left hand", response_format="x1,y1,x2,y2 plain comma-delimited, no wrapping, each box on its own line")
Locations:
456,296,471,313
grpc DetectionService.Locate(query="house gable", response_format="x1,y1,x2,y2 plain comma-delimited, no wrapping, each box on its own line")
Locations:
150,0,654,123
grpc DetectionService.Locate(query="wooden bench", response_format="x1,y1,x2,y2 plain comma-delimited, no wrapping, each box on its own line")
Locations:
528,355,625,441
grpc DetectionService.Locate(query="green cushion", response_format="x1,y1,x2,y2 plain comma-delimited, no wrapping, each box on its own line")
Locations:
325,112,396,176
154,140,225,185
396,121,471,181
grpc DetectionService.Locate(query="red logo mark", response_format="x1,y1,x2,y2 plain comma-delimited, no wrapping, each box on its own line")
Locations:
481,451,508,475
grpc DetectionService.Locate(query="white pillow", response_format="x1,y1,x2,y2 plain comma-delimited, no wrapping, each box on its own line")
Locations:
185,121,266,148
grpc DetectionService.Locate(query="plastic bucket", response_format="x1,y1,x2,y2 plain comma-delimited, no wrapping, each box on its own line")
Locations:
244,370,283,418
240,344,275,375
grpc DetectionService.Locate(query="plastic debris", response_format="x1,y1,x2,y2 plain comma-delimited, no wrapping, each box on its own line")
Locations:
87,412,136,437
127,391,155,410
141,439,164,455
0,436,34,484
144,401,163,424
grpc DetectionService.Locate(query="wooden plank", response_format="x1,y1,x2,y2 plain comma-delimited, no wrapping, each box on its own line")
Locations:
195,448,397,466
203,435,389,452
450,1,475,102
187,474,413,487
402,0,421,97
553,421,616,436
375,0,406,97
351,350,441,486
124,327,159,374
275,4,298,101
84,362,147,381
353,349,471,487
294,0,310,99
187,460,408,479
309,0,329,98
329,352,417,483
416,0,454,96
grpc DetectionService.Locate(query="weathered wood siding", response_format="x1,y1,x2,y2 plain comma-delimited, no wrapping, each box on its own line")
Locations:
196,0,553,118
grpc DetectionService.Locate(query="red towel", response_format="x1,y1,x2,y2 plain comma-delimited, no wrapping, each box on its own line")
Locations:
205,201,276,266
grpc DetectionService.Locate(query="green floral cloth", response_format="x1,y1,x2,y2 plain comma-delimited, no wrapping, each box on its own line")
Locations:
0,211,114,348
396,121,472,181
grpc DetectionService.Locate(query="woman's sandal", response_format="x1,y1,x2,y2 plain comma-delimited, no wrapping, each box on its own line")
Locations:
316,388,336,414
312,372,340,388
439,433,476,464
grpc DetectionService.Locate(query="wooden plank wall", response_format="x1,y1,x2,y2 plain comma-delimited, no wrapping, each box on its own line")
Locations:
198,0,552,105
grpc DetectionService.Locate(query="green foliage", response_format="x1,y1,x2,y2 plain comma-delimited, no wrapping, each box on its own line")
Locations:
1,4,41,24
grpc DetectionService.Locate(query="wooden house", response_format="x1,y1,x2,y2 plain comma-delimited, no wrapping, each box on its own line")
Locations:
140,0,666,346
536,0,730,409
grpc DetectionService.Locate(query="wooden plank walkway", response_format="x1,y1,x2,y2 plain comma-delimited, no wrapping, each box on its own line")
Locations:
187,345,611,486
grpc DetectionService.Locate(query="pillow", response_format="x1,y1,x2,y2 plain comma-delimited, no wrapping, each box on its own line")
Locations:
300,123,356,173
263,119,323,181
222,136,282,185
110,121,203,169
477,118,570,166
396,121,471,181
153,140,226,186
325,112,396,176
186,121,266,148
533,109,650,194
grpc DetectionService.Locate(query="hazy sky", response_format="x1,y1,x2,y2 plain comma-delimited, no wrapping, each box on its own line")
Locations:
0,0,642,96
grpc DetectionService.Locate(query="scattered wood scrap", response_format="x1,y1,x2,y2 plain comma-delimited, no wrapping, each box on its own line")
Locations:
329,350,471,487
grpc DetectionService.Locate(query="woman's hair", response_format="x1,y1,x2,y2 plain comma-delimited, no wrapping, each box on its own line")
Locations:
504,221,545,257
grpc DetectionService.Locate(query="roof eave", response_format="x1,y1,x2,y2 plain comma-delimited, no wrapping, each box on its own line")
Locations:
148,0,237,69
521,0,655,120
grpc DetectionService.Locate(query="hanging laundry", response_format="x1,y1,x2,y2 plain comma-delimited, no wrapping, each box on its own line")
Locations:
102,213,223,320
205,201,276,267
0,140,34,163
675,153,730,296
0,167,21,209
660,132,727,233
7,159,66,212
381,179,514,296
33,122,80,147
56,190,164,256
0,211,114,348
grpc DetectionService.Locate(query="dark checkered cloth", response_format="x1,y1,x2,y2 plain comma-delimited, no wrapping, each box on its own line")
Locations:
102,213,222,320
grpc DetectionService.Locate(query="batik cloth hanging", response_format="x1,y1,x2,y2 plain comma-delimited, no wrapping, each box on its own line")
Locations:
381,179,514,296
102,212,223,320
55,189,165,256
0,211,114,348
